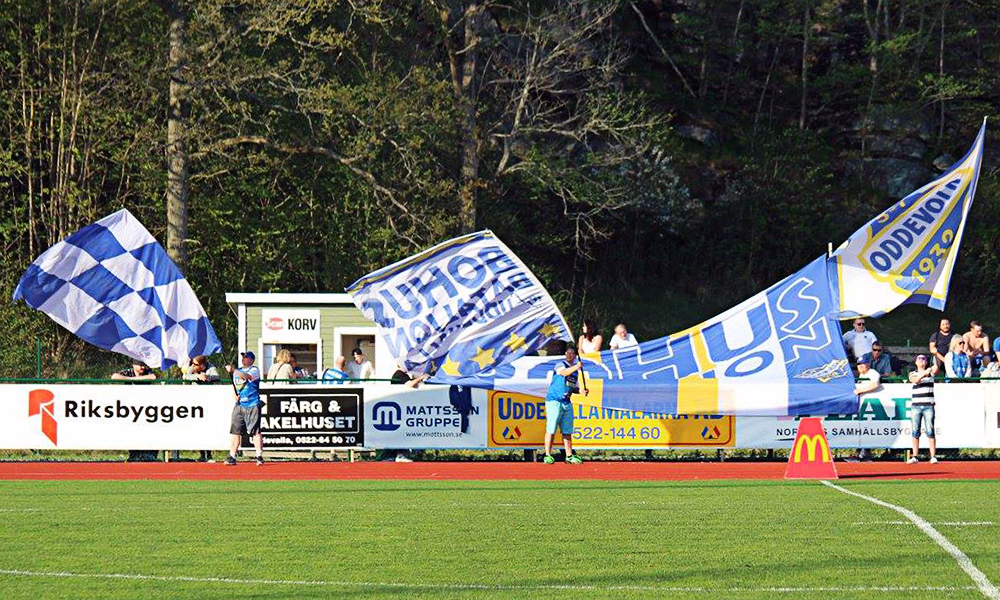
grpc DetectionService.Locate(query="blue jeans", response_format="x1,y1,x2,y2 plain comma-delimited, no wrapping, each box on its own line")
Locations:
911,405,935,439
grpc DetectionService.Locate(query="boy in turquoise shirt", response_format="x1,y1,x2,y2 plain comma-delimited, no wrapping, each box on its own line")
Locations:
544,344,587,464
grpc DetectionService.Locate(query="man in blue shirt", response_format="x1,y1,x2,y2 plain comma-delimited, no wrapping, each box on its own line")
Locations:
321,355,350,384
224,351,263,465
544,344,587,464
859,343,894,377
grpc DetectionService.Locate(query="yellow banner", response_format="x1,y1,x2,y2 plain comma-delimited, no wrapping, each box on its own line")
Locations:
488,391,734,448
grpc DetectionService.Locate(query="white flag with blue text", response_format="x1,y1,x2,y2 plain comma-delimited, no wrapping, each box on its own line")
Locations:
13,209,222,369
831,120,986,317
346,230,571,376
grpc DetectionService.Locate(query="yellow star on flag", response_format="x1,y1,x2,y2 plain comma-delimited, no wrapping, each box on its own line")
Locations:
471,346,495,370
539,323,561,338
503,332,527,352
440,356,462,377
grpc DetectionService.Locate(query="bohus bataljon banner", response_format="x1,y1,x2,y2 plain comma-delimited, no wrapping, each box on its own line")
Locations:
348,122,986,416
346,230,572,375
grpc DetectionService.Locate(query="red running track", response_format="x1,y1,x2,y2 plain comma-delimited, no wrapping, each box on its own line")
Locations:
2,460,1000,481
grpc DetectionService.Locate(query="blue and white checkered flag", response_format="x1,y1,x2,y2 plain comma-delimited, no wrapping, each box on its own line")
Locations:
13,209,221,369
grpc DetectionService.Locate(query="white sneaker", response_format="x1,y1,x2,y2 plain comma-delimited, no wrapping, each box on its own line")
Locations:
907,457,919,464
929,457,939,464
394,454,413,463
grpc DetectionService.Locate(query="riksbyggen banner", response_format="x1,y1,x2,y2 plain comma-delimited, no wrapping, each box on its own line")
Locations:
1,384,232,450
736,383,986,449
488,391,734,448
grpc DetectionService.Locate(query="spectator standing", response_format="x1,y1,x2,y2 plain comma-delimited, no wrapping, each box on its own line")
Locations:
266,349,296,383
543,344,587,465
224,351,264,465
113,361,157,462
578,319,603,355
183,355,220,462
963,321,990,371
908,355,939,464
860,343,894,377
111,361,156,381
943,335,971,379
322,356,350,383
182,355,220,383
854,357,882,395
608,323,639,350
349,348,375,381
289,353,310,381
378,365,414,462
929,318,953,371
851,357,882,461
842,318,877,361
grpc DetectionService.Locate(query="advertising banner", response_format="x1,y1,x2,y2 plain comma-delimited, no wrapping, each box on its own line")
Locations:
1,384,232,450
261,309,321,342
251,385,363,449
736,383,986,448
364,386,487,449
487,390,734,448
984,385,1000,448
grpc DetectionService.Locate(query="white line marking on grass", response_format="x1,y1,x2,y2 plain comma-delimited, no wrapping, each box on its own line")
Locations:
0,509,41,513
0,569,978,594
823,481,1000,600
851,521,993,527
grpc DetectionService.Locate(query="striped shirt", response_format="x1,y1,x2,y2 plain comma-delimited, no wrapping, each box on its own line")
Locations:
912,374,935,405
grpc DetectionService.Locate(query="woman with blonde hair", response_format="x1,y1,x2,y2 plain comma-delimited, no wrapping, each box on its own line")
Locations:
266,348,296,383
943,335,971,379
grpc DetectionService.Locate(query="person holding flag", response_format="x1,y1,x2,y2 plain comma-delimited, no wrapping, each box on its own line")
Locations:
543,344,588,465
225,351,264,466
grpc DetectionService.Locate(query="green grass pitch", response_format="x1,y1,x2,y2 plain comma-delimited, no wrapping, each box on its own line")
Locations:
1,479,999,599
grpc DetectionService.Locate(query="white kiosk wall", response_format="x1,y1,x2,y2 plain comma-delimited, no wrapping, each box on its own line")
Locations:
260,309,322,375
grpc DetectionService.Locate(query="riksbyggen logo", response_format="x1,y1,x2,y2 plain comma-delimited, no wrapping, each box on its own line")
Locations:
28,389,57,446
792,434,831,463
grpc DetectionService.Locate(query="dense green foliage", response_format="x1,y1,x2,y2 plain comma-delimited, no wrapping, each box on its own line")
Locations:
2,478,1000,598
1,1,999,376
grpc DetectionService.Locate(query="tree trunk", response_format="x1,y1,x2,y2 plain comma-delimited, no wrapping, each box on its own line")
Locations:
164,1,189,272
938,0,948,142
799,2,810,130
457,3,481,235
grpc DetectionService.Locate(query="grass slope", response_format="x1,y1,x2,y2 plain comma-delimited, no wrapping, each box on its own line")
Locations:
1,479,998,599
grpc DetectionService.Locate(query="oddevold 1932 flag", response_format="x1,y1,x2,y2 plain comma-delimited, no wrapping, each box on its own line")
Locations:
346,230,571,376
13,209,221,369
830,119,986,317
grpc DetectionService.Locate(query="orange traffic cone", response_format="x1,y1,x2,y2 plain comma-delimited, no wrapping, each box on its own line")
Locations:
784,417,838,479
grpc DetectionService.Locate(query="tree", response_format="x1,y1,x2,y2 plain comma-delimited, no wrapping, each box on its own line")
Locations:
159,0,191,272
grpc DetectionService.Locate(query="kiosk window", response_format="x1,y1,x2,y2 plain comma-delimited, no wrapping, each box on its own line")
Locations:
262,343,319,377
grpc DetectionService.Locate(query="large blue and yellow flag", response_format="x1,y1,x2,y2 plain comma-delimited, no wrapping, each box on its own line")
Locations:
830,119,986,317
438,255,857,416
346,230,571,375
